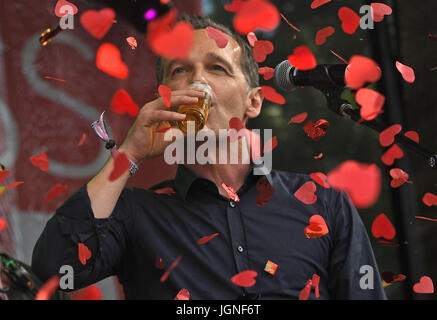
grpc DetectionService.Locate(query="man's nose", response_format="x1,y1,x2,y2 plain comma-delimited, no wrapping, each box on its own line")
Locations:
190,66,208,84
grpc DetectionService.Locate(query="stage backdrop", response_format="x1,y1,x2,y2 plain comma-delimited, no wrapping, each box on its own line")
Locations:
0,0,200,299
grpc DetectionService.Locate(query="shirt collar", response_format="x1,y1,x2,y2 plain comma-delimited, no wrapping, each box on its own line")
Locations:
174,162,272,200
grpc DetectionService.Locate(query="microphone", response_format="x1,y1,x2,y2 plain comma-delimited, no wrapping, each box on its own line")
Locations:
274,60,347,91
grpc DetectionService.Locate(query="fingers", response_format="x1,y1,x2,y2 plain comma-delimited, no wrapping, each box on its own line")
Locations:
148,89,205,111
147,110,186,126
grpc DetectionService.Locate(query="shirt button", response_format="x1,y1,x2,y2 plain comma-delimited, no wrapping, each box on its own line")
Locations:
229,200,236,208
237,245,244,253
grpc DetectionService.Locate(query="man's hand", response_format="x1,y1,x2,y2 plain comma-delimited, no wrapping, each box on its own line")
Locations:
118,89,205,164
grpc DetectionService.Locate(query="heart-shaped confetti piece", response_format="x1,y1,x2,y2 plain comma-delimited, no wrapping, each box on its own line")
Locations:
413,276,434,294
80,8,115,39
371,213,396,240
198,233,220,245
422,193,437,207
294,181,317,205
261,86,285,104
345,55,381,90
233,0,280,35
258,67,275,80
111,89,139,117
356,88,385,121
338,7,361,35
174,289,190,300
206,26,229,49
288,46,317,70
253,40,274,63
371,3,392,22
78,242,92,265
55,0,78,18
96,43,129,79
44,183,68,203
311,0,331,9
381,144,404,166
303,119,329,141
395,61,415,83
379,124,402,147
315,26,335,45
231,270,258,287
30,152,49,172
304,215,329,239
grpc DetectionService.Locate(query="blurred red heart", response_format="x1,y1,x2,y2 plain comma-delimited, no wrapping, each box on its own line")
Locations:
287,112,308,125
55,0,78,17
379,124,402,147
304,215,329,239
206,26,228,49
356,88,385,121
338,7,361,35
110,89,139,117
80,8,115,39
413,276,434,294
72,285,102,300
233,0,280,34
109,152,130,181
258,67,274,80
263,136,278,153
294,181,317,205
288,46,317,70
311,0,331,9
422,193,437,207
30,152,49,172
371,213,396,240
381,144,404,166
78,243,92,265
247,32,258,46
158,85,172,108
327,160,381,209
404,130,419,143
44,183,68,203
389,168,411,188
256,177,275,207
261,86,285,104
315,26,335,45
396,61,415,83
96,43,129,79
253,40,274,63
345,55,381,89
231,270,258,287
224,0,246,12
303,119,329,141
198,233,220,245
174,288,190,300
310,172,330,188
0,218,7,231
371,3,392,22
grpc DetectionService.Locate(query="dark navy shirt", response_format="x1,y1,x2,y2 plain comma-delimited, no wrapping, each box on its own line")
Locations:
31,163,387,300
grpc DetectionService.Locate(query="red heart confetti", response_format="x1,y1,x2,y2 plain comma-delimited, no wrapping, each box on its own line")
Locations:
44,183,68,203
109,152,130,181
287,112,308,125
258,67,274,80
35,275,60,300
261,86,285,104
55,0,78,18
389,168,411,188
371,3,392,23
206,26,229,49
126,36,137,50
304,215,329,239
264,260,278,275
313,153,324,159
221,183,240,202
381,144,404,166
396,61,415,83
77,133,87,147
338,7,361,35
72,285,102,300
198,233,220,245
155,253,165,269
299,279,312,300
263,136,278,153
312,274,320,298
379,124,402,147
345,55,381,90
309,172,330,188
224,0,246,13
288,46,317,70
0,170,10,184
228,118,262,163
327,160,381,209
294,181,317,205
158,85,172,108
356,88,385,121
44,75,66,83
111,89,139,117
422,193,437,207
160,255,183,282
233,0,280,35
148,18,194,60
413,276,434,294
78,243,92,265
0,218,7,231
311,0,331,9
382,271,406,287
153,187,176,195
371,213,396,240
247,32,258,46
256,177,275,207
303,119,329,141
231,270,258,287
5,181,24,189
80,8,115,39
404,130,419,143
280,13,301,32
174,288,190,300
330,49,349,64
30,152,50,172
315,26,335,45
253,40,274,63
96,43,129,79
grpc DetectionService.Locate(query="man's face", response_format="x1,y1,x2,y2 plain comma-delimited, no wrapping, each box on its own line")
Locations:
162,29,260,134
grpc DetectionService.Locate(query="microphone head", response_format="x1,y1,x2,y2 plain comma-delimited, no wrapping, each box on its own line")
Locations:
274,60,296,92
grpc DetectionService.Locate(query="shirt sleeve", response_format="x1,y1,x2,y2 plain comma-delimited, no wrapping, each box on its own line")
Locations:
327,190,387,300
31,184,133,290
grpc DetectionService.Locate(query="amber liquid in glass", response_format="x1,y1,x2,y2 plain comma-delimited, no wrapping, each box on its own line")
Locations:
177,84,211,134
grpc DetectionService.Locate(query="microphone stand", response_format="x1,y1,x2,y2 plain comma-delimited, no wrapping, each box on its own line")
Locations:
318,88,437,170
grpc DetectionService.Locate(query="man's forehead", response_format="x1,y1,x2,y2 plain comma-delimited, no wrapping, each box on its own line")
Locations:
162,28,242,68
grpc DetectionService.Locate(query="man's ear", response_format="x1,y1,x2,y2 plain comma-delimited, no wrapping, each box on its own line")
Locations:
245,86,264,119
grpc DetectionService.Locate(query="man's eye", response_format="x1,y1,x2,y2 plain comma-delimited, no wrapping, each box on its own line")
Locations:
211,65,226,72
172,67,186,75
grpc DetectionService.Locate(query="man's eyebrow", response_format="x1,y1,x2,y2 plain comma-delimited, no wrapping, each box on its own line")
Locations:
205,53,235,73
